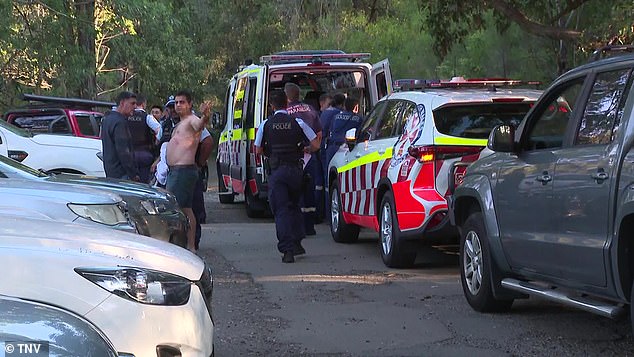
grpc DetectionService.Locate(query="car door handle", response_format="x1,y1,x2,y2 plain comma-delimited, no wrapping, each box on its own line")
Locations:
591,170,608,183
535,172,552,185
355,152,362,158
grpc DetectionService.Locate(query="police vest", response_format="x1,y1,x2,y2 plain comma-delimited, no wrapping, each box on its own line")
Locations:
128,109,154,151
329,111,362,144
263,112,305,165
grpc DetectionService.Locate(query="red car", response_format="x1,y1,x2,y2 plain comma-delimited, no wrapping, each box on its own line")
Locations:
4,94,114,139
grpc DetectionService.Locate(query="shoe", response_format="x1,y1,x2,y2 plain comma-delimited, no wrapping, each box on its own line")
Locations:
282,251,295,263
305,229,316,236
294,242,306,256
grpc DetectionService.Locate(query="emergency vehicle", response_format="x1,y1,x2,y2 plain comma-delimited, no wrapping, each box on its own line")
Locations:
216,50,392,217
327,77,542,268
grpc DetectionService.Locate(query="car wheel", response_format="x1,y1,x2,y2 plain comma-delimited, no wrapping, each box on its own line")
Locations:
245,184,265,218
460,212,513,312
330,180,359,243
379,191,416,268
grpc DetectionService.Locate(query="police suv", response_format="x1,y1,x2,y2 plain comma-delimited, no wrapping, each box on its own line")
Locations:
328,77,542,268
216,50,392,217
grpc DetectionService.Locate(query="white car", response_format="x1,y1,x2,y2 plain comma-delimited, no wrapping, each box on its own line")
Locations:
0,118,104,176
0,215,214,357
327,77,542,268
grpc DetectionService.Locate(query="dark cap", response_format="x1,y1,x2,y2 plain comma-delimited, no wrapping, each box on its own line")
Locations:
164,95,175,108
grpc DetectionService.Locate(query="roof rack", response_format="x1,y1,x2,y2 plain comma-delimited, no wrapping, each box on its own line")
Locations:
21,94,115,109
394,77,541,91
260,51,371,65
588,45,634,63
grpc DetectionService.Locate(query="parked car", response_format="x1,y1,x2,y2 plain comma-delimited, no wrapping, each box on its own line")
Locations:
450,48,634,330
0,215,214,356
3,93,114,139
0,118,104,176
0,154,188,246
327,77,541,268
0,295,121,357
0,178,136,233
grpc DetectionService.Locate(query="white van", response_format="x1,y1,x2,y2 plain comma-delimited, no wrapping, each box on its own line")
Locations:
216,50,392,217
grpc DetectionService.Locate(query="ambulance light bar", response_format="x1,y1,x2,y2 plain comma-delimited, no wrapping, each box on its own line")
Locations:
394,77,541,91
260,52,371,65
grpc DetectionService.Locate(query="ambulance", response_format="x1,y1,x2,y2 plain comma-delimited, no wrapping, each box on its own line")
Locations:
216,50,392,217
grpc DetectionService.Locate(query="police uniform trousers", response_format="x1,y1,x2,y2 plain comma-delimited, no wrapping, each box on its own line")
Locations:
324,141,344,217
268,164,305,254
133,150,155,184
301,154,320,233
311,151,325,224
192,167,207,251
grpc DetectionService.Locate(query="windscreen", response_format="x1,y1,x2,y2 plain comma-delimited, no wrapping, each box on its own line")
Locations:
268,69,370,115
433,103,532,139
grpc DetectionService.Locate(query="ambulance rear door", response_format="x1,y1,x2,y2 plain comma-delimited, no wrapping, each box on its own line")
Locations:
369,59,393,106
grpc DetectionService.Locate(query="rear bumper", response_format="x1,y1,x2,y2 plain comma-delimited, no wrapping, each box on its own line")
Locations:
400,212,458,245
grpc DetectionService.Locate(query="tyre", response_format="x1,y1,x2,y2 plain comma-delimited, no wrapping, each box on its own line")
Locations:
460,212,513,312
329,180,360,243
217,167,235,204
245,184,266,218
379,191,416,268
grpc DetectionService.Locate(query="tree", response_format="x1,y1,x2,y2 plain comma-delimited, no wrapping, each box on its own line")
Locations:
420,0,633,74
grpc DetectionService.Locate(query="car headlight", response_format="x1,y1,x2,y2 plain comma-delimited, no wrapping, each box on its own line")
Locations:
75,267,191,306
140,199,169,215
68,203,128,226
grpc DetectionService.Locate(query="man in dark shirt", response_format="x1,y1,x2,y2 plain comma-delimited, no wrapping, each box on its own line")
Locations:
101,91,140,181
285,83,322,235
255,90,319,263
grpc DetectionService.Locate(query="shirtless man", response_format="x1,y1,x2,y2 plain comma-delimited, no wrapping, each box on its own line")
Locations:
166,90,211,252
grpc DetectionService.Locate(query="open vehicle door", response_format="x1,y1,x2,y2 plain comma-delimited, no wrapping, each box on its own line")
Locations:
370,59,393,105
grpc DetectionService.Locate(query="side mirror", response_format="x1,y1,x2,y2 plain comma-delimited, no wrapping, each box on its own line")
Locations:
211,111,224,129
487,124,515,153
345,128,357,150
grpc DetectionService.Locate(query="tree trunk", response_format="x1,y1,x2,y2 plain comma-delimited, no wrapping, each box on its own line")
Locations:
75,0,96,99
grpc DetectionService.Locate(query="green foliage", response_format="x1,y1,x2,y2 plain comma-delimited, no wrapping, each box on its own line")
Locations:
0,0,632,114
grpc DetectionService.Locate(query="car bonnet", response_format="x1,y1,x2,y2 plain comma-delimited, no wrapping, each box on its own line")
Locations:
0,178,123,204
0,215,204,280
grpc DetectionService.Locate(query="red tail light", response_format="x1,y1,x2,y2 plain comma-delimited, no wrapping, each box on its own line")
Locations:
407,145,483,163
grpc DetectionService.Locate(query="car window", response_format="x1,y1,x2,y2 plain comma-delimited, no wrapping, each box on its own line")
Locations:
375,100,403,139
357,100,386,142
75,114,97,136
576,68,633,146
0,117,32,137
525,80,584,150
433,103,531,139
12,114,68,135
393,101,417,137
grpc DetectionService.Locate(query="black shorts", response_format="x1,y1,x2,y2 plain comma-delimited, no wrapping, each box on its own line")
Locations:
166,165,199,208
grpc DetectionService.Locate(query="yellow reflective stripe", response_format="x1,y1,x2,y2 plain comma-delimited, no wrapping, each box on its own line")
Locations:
234,109,242,119
219,133,229,144
231,129,242,141
236,90,245,101
434,136,487,146
247,128,255,140
237,68,262,76
337,147,393,173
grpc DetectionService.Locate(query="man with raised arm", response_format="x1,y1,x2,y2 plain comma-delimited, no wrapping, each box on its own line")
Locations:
166,90,210,253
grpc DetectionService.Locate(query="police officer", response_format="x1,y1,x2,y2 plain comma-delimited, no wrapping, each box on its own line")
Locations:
128,94,160,183
255,90,319,263
285,82,322,235
325,96,363,172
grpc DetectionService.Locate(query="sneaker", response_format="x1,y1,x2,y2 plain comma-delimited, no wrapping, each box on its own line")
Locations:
294,242,306,256
282,251,295,263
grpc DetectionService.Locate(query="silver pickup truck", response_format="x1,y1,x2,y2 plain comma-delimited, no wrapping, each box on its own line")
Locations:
450,47,634,332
